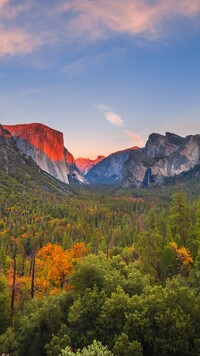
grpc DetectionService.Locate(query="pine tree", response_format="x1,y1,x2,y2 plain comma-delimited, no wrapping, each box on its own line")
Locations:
169,192,191,247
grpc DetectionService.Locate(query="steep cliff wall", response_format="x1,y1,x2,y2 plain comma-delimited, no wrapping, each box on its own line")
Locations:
122,133,200,187
3,123,84,184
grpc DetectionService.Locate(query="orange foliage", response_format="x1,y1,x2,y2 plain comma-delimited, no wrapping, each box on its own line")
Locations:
36,242,88,295
70,242,88,259
36,243,73,289
176,247,193,269
170,242,193,270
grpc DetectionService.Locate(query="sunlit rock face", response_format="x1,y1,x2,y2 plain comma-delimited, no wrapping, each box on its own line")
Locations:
4,123,64,161
86,147,139,185
75,155,105,175
122,133,200,188
0,124,38,174
3,123,84,184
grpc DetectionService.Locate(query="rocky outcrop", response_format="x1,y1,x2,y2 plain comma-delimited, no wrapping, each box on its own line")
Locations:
122,132,200,188
3,123,85,184
76,155,105,175
86,147,138,185
0,124,12,139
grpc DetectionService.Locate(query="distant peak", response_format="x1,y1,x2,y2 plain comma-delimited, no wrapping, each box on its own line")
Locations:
75,155,105,174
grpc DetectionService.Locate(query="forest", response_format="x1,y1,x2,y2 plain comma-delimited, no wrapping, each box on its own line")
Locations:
1,170,200,355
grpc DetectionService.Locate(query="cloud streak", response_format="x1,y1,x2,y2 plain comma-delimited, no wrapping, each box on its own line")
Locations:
0,27,41,57
124,129,144,147
98,105,144,147
98,105,124,127
56,0,200,41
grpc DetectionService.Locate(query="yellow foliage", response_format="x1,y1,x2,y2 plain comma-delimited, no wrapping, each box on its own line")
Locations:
170,242,193,270
36,242,88,294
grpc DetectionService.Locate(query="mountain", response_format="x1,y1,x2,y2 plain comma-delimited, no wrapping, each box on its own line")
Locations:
85,132,200,187
86,147,139,185
0,124,72,195
122,132,200,187
3,123,85,185
2,123,200,189
75,155,105,175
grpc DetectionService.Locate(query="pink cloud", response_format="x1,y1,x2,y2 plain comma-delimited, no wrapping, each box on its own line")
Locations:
0,27,42,57
0,0,41,56
0,0,8,7
124,129,144,147
56,0,200,40
0,0,31,18
0,0,200,58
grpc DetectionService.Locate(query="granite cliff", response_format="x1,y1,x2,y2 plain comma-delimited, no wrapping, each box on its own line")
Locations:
3,123,85,184
122,132,200,187
86,147,139,184
0,124,72,194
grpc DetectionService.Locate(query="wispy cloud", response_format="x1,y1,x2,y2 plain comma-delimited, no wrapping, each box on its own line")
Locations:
0,1,32,19
98,105,124,127
124,129,144,147
0,0,41,57
0,27,41,57
56,0,200,41
0,0,200,58
98,105,144,147
0,0,8,9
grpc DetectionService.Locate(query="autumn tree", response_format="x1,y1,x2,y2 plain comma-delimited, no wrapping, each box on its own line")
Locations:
170,242,193,276
36,243,88,295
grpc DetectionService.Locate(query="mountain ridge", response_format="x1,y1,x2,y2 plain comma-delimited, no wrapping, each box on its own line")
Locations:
86,131,200,187
1,122,200,188
86,146,139,185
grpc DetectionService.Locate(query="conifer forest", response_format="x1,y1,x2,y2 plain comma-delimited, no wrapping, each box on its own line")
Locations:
1,171,200,355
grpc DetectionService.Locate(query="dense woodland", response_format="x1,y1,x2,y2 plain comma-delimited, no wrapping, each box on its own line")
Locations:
1,170,200,355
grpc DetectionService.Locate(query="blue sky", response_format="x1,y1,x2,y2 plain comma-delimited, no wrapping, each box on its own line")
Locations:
0,0,200,158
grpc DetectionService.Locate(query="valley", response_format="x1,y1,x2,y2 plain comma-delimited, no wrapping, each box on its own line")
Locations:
1,1,200,354
0,123,200,355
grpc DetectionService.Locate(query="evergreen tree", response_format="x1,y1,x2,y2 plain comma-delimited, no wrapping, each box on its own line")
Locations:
169,192,191,247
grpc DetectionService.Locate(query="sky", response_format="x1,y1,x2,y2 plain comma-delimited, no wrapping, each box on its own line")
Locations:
0,0,200,159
